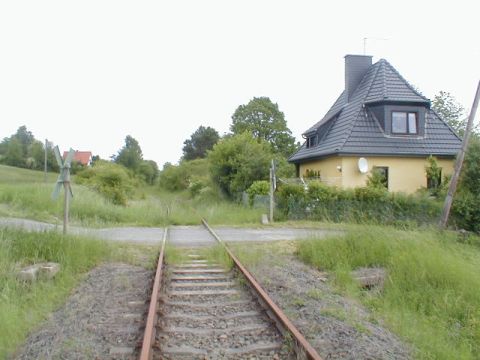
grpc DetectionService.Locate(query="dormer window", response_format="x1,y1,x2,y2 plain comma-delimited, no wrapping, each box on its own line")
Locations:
392,111,418,134
306,135,318,148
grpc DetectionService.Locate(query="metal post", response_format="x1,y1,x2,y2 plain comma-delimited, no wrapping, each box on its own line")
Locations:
440,81,480,228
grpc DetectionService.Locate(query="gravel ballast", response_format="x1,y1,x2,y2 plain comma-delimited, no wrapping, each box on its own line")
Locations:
246,251,412,360
13,263,152,360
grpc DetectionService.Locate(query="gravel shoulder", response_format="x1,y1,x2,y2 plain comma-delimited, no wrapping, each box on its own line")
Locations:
12,263,152,360
237,242,412,360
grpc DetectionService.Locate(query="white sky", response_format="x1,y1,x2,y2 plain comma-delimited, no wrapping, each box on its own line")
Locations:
1,1,479,166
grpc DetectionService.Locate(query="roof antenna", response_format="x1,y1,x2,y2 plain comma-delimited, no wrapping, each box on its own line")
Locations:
363,37,389,55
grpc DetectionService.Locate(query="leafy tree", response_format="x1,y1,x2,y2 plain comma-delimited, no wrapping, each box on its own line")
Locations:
432,91,466,136
3,137,24,167
208,132,273,198
27,140,45,169
91,155,101,165
14,126,35,157
182,126,220,160
138,160,159,185
113,135,143,171
231,97,296,157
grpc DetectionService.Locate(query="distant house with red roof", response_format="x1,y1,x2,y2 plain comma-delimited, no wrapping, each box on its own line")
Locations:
63,151,93,166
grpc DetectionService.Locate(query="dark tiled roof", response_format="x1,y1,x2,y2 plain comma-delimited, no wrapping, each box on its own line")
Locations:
289,59,462,163
363,59,430,104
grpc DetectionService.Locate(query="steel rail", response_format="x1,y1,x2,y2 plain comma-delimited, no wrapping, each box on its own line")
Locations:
139,227,168,360
201,219,323,360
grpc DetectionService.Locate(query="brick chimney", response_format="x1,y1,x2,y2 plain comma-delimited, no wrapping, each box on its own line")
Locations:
345,55,372,102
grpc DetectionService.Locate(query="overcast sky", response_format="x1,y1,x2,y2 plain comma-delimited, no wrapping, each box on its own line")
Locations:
1,1,479,166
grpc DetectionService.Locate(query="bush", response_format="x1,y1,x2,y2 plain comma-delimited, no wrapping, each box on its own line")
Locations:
275,182,441,225
208,132,273,198
75,161,135,205
451,137,480,232
158,158,212,197
452,191,480,233
246,180,270,206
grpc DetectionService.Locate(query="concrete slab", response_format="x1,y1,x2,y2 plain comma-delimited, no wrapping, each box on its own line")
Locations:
212,226,339,242
0,217,164,244
168,226,217,247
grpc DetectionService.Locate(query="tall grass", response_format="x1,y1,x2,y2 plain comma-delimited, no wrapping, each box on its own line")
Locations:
0,165,263,227
297,227,480,359
0,228,115,358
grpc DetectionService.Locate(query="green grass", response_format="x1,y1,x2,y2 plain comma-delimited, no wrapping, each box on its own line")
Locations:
296,226,480,360
200,244,233,270
0,165,264,227
0,227,118,358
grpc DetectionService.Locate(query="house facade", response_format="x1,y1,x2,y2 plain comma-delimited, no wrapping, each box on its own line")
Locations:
289,55,462,193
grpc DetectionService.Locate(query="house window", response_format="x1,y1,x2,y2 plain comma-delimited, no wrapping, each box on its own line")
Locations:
306,135,317,148
392,112,417,134
372,166,389,189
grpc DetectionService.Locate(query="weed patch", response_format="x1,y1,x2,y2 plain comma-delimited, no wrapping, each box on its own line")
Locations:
296,227,480,359
0,228,116,358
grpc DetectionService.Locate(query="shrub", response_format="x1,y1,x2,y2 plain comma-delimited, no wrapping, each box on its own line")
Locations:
75,161,134,205
208,133,272,198
275,182,441,225
246,180,270,206
158,158,212,196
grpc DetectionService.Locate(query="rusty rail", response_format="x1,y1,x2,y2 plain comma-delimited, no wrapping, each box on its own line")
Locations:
201,219,323,360
139,227,167,360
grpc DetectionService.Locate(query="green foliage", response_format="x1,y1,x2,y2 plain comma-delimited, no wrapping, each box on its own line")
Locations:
452,137,480,232
276,182,440,225
458,136,480,194
208,132,273,198
182,125,220,160
432,91,466,136
0,228,114,358
75,161,135,205
366,168,388,189
0,126,59,172
138,160,159,185
158,158,212,195
246,180,270,206
230,97,296,157
0,165,263,227
425,155,442,196
297,227,480,359
113,135,143,171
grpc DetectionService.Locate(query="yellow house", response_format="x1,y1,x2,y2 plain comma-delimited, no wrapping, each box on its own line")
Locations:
289,55,462,193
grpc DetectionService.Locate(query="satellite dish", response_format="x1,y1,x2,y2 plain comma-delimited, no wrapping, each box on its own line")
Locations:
358,157,368,174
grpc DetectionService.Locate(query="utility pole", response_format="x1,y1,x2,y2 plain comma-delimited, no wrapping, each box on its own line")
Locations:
440,81,480,228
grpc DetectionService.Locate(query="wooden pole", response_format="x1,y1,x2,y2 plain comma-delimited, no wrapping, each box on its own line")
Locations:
269,167,274,223
439,81,480,228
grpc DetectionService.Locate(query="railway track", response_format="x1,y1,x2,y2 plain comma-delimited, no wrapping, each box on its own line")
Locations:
139,221,322,360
